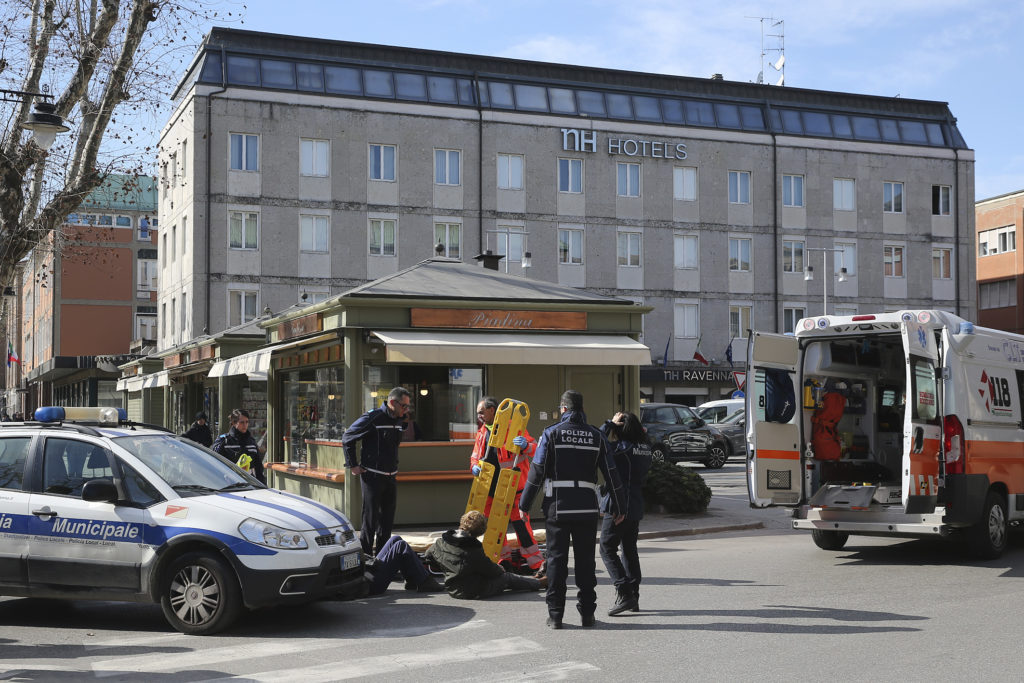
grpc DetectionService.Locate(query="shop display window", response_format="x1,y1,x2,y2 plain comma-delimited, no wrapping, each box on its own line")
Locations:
282,367,344,465
363,364,482,441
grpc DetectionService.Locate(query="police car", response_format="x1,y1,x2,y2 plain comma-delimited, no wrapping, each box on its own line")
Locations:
0,407,364,634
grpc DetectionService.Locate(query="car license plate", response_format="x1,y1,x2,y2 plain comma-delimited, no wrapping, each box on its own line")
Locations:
340,552,360,571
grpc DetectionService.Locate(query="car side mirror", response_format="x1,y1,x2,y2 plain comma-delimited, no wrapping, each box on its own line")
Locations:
82,478,119,503
694,418,705,428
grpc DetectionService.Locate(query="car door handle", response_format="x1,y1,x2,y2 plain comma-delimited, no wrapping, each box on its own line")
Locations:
32,508,57,518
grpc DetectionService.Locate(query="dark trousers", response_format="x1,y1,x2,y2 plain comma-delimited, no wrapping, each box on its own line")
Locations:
476,571,542,598
544,516,598,618
360,472,397,556
599,516,641,591
366,535,428,595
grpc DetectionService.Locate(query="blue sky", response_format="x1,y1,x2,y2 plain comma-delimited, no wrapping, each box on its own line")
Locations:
231,0,1023,201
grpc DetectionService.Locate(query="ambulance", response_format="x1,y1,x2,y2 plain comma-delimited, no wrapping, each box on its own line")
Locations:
747,310,1024,559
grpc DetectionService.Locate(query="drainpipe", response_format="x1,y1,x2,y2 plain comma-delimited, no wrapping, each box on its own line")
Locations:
768,102,780,332
205,46,228,335
953,148,962,318
474,72,484,255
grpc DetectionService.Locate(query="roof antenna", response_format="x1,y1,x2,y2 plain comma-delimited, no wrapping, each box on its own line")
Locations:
747,15,785,86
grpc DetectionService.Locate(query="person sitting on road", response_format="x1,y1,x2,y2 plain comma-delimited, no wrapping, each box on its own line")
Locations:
364,535,445,595
425,510,546,599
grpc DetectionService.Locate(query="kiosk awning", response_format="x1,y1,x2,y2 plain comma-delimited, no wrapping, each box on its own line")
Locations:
208,333,338,379
371,331,651,366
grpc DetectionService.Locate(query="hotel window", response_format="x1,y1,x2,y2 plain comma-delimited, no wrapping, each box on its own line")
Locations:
434,222,461,259
617,232,641,267
674,303,699,338
369,219,396,256
369,144,396,181
229,133,258,171
883,245,904,277
783,174,804,207
558,228,583,264
883,181,904,213
674,235,698,269
435,149,461,186
229,290,258,326
729,237,751,272
932,185,951,216
979,226,1016,256
979,280,1017,309
300,139,330,177
834,178,855,211
617,162,640,197
673,167,697,201
497,154,524,190
782,240,804,273
729,305,752,339
783,307,806,334
932,247,952,279
300,215,329,253
228,211,259,250
489,226,526,272
728,170,750,204
558,158,583,193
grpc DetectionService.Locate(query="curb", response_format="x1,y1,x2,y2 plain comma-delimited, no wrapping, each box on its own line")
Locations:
637,521,764,540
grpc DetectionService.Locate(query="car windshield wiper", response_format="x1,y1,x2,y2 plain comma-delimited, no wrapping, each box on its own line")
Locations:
217,481,256,492
171,484,219,494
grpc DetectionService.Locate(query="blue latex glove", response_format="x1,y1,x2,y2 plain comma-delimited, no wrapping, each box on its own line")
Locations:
512,435,528,448
472,465,481,476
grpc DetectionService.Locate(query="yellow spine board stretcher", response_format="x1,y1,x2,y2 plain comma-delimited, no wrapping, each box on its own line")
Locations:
481,398,531,563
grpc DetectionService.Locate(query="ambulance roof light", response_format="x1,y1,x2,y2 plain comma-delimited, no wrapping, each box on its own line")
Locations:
34,406,126,425
957,322,975,335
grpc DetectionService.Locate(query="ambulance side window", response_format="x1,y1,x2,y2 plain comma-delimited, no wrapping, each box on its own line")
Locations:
119,460,164,508
910,358,939,424
0,437,31,490
42,438,113,497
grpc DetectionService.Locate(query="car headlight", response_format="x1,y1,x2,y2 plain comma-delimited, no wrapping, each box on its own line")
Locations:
238,518,308,550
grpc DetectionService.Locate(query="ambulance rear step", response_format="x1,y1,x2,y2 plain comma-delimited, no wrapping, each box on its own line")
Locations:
793,505,951,538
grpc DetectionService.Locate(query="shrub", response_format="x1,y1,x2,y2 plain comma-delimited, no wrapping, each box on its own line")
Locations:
641,460,712,514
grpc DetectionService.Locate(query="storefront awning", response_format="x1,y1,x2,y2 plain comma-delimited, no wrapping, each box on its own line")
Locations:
142,370,169,389
208,333,338,380
116,376,146,393
371,331,651,366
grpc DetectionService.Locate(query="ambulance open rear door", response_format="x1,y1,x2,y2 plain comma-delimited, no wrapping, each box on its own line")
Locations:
747,330,802,508
900,315,942,514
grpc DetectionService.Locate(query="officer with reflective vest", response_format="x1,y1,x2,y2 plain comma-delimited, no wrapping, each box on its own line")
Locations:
212,408,263,483
342,387,410,557
519,389,624,629
470,396,544,574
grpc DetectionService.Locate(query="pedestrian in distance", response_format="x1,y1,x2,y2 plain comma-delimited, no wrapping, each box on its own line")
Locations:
425,510,546,599
364,534,445,595
519,389,625,629
181,411,213,448
211,409,264,483
599,411,652,616
342,387,411,557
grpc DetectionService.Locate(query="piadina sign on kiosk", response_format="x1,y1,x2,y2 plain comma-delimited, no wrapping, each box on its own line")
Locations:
561,128,688,160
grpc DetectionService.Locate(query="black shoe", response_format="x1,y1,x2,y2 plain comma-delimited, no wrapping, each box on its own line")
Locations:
577,605,596,627
546,616,563,629
608,587,638,616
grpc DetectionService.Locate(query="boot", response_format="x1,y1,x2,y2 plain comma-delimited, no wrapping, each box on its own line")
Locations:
631,583,640,612
547,611,563,629
577,604,596,628
607,585,637,616
415,576,445,593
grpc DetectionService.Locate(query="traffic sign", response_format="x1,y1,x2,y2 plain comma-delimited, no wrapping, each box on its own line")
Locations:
732,371,746,391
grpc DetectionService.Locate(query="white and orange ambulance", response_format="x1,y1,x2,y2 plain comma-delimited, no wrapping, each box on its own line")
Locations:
747,310,1024,558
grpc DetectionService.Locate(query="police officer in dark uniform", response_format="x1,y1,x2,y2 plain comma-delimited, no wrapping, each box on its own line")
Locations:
519,389,624,629
211,408,263,483
342,387,411,557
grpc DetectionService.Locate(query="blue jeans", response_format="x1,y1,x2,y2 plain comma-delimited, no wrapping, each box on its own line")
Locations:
366,535,429,595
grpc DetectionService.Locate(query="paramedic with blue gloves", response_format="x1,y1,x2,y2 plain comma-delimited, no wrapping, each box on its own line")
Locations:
519,390,624,629
343,387,411,557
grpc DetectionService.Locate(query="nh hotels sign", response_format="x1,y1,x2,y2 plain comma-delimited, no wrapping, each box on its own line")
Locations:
561,128,688,160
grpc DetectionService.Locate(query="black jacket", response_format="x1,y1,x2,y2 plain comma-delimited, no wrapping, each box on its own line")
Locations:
212,426,263,483
341,402,404,474
424,530,504,599
181,421,213,448
599,423,652,520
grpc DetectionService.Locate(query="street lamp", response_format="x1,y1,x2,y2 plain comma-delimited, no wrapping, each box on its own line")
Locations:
804,247,848,316
1,89,69,152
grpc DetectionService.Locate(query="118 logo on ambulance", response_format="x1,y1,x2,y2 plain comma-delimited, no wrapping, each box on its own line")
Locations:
980,370,1014,416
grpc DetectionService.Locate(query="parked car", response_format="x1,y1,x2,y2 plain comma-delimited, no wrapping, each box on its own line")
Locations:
695,398,744,424
639,402,731,468
713,409,747,457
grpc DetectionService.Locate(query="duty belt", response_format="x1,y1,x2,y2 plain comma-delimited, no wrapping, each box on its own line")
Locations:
544,479,599,496
363,466,398,476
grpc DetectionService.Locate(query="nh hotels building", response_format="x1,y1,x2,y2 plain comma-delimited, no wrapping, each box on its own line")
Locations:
159,28,974,407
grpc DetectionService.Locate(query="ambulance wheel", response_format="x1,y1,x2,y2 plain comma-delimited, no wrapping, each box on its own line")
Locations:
811,529,849,550
160,551,241,635
702,444,728,469
966,491,1007,560
651,445,668,462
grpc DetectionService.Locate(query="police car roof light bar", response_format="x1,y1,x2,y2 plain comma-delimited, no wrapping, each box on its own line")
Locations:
34,406,126,425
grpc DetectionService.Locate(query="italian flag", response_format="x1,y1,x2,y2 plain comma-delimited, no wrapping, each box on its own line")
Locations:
7,341,18,367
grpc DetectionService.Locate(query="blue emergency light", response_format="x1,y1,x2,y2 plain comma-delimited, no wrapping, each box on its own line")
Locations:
34,406,127,424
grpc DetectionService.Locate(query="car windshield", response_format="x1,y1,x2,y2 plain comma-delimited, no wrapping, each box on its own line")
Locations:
113,435,260,496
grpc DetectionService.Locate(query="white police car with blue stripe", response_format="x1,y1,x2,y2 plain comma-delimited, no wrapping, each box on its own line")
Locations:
0,407,364,634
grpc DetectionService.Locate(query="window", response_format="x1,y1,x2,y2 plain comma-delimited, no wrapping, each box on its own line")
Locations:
138,259,158,290
435,149,461,186
782,240,805,273
300,215,329,252
180,291,187,337
617,232,641,267
116,215,132,228
617,162,640,197
135,314,157,340
674,303,699,338
979,226,1016,256
834,178,855,211
489,227,526,272
229,290,258,326
558,158,583,193
728,171,750,204
0,438,30,490
161,302,166,338
980,280,1017,309
300,289,331,304
558,229,583,264
169,297,175,337
835,243,857,276
497,154,523,190
42,439,111,497
783,307,806,334
674,235,698,269
139,216,151,240
932,185,951,216
300,139,329,177
783,174,804,207
181,139,187,177
369,144,396,181
369,219,396,256
98,214,114,226
883,181,904,213
729,238,751,272
229,133,258,171
171,225,176,262
181,216,187,254
932,248,952,279
673,167,697,201
229,211,259,250
434,222,461,259
729,305,752,339
884,245,904,277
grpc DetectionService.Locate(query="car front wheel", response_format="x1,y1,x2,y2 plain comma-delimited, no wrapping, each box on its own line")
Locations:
650,444,668,462
702,443,727,469
160,551,241,635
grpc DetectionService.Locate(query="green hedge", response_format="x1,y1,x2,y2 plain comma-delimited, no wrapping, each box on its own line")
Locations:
642,460,712,513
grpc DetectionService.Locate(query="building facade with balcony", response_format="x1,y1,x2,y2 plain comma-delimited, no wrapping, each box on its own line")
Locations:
975,189,1023,334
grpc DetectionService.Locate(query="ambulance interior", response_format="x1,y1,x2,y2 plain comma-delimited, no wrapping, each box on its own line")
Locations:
800,335,907,500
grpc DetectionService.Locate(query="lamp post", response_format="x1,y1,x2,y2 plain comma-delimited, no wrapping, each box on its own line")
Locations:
1,88,69,152
803,247,848,316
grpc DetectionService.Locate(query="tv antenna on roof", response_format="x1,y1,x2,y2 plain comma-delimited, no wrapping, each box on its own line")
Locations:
747,15,785,86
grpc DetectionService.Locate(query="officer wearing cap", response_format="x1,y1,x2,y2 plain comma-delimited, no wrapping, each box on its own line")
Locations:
519,389,624,629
